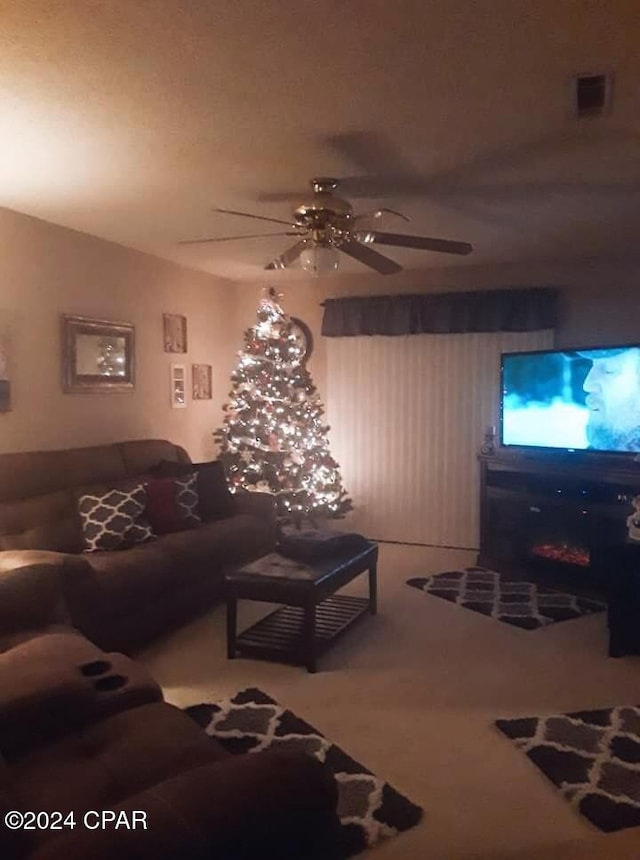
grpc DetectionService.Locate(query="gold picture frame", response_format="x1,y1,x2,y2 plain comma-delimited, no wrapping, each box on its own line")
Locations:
62,314,134,393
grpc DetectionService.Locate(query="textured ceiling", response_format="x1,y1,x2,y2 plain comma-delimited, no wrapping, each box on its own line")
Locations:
1,0,639,282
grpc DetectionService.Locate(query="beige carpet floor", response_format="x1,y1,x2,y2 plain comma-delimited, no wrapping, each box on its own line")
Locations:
139,544,640,860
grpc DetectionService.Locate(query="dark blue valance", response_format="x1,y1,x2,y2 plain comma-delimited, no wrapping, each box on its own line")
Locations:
321,287,559,336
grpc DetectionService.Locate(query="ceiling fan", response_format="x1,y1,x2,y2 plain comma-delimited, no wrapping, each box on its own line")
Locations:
179,178,472,275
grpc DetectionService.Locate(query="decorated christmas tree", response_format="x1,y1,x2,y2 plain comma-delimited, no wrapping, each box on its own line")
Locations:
214,288,353,524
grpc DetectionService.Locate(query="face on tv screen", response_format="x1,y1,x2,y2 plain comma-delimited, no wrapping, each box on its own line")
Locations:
501,345,640,453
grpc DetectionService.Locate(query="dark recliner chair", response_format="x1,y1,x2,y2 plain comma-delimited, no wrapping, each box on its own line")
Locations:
0,560,343,860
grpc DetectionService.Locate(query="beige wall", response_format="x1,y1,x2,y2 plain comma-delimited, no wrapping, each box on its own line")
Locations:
0,208,237,459
313,257,640,349
2,204,636,463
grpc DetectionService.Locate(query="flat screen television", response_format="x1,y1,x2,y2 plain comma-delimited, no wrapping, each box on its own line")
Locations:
500,343,640,455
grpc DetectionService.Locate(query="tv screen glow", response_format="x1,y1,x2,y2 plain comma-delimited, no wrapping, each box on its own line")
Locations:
500,344,640,454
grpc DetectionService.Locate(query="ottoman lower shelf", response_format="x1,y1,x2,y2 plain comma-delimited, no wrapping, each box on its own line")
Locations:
235,594,369,667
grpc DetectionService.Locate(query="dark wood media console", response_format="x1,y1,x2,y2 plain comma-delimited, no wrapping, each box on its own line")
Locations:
478,450,640,604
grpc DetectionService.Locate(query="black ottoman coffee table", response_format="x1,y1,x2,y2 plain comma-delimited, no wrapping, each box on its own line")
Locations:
225,540,378,673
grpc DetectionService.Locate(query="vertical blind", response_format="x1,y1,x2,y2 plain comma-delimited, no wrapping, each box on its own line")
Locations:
326,330,553,548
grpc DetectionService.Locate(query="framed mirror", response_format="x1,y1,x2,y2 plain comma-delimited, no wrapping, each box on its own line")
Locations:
62,315,135,393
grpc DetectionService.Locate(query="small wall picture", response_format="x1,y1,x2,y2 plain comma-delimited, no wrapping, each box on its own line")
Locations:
163,313,187,353
192,363,212,400
170,363,187,408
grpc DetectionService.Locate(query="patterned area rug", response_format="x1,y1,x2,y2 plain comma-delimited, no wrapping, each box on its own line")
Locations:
185,688,422,856
406,567,606,630
496,706,640,832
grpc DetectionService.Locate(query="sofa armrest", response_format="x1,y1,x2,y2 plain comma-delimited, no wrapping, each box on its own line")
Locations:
0,650,162,753
0,658,96,752
28,750,342,860
0,551,91,636
232,490,277,525
0,550,91,576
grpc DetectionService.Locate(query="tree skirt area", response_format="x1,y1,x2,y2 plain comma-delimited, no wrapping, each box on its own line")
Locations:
496,705,640,832
406,567,605,630
185,687,422,856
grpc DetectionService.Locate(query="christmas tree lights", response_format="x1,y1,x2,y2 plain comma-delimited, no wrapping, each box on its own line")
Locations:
214,288,353,524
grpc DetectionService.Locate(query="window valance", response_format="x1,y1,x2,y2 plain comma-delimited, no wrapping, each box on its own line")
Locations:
321,287,559,337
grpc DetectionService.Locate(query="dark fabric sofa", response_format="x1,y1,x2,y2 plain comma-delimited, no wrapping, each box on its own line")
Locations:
0,563,342,860
0,439,277,652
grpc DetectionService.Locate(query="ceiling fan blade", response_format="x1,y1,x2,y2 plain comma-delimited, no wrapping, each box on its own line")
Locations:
353,208,411,225
179,231,303,245
339,239,402,275
265,239,308,270
359,230,472,256
212,207,297,228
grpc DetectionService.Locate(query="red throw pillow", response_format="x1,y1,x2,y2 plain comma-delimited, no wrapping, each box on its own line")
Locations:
145,477,192,535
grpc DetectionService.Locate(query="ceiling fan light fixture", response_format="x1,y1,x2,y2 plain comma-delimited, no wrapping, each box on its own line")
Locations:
184,177,471,275
299,243,340,277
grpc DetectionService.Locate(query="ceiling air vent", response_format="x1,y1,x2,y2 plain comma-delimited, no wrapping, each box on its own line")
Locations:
573,72,612,117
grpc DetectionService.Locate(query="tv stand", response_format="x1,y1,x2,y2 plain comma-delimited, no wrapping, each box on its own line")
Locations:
478,450,640,602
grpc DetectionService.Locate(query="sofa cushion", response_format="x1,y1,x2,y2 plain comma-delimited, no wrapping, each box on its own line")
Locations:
1,628,108,665
0,490,83,553
0,441,189,506
0,563,69,637
0,447,123,503
156,513,275,571
152,460,234,521
118,439,191,477
76,543,183,613
7,701,228,820
78,485,155,552
57,445,129,492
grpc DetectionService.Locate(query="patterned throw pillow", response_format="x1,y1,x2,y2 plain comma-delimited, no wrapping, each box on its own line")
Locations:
173,473,202,526
144,476,200,534
78,484,155,552
150,459,233,521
